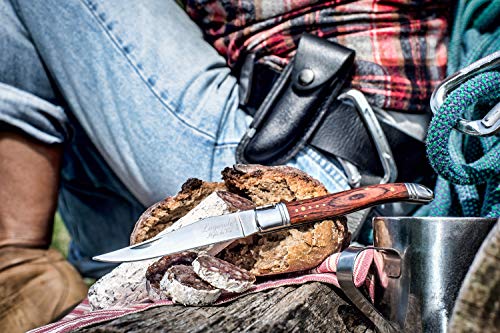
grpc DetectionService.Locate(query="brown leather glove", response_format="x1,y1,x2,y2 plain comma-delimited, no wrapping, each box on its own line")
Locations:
0,246,88,333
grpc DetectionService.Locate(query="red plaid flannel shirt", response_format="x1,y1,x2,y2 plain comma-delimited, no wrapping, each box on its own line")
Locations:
185,0,449,113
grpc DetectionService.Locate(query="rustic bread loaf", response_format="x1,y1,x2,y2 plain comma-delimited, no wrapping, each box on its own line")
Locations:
218,164,349,276
131,164,350,276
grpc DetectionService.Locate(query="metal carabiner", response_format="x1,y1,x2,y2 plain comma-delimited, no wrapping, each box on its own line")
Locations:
336,89,398,240
337,89,398,186
430,50,500,137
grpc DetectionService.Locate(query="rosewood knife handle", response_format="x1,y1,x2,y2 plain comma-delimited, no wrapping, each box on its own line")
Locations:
285,183,433,225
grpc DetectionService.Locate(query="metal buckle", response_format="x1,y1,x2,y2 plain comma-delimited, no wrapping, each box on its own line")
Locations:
430,50,500,137
337,89,398,186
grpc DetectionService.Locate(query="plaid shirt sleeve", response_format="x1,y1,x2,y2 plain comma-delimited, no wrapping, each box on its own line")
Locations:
185,0,449,113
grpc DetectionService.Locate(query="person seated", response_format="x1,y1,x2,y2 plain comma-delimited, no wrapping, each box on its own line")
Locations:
0,0,449,331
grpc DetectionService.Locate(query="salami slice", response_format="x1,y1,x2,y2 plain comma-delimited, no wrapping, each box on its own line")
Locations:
160,265,221,306
193,253,255,293
145,251,198,301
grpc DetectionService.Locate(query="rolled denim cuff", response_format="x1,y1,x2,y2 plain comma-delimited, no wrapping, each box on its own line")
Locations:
0,83,70,143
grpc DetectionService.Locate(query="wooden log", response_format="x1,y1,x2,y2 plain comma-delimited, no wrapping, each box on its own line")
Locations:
75,282,375,332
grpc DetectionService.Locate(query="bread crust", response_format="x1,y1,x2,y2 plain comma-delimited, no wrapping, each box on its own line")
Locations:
130,179,226,244
222,164,328,205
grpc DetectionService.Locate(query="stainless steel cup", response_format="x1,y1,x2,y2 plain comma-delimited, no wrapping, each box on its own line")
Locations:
337,217,496,333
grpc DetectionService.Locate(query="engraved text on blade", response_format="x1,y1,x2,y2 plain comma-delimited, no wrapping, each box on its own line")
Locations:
202,219,239,239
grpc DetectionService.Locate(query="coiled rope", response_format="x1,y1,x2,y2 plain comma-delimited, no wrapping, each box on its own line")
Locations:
421,0,500,217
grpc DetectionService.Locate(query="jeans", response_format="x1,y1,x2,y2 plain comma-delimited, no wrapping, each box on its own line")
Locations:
0,0,349,278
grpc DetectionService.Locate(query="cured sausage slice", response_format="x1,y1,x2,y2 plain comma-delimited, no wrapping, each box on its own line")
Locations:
193,253,255,293
145,251,198,301
160,265,221,306
88,259,155,310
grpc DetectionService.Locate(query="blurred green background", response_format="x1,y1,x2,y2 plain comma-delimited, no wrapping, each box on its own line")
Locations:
52,214,95,285
51,213,70,257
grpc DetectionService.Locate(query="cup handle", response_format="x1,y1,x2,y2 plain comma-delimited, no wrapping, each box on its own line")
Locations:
337,246,400,333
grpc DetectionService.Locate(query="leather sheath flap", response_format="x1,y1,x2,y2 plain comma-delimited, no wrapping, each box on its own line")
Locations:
292,34,353,91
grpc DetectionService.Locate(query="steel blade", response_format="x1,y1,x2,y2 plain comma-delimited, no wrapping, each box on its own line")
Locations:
93,210,259,262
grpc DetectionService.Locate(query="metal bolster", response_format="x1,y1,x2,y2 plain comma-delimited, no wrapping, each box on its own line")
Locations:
430,50,500,137
338,89,398,186
238,209,261,236
255,202,290,232
404,183,434,203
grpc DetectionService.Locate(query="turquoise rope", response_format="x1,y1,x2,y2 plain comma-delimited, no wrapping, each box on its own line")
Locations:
427,72,500,185
423,72,500,217
448,0,500,75
420,0,500,218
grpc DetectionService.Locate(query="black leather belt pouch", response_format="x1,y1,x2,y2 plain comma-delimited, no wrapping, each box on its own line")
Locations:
236,33,355,165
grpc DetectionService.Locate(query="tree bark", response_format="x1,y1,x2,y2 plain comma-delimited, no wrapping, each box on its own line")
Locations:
75,282,375,333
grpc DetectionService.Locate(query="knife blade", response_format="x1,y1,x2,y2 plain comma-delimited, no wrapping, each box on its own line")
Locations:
93,183,433,262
